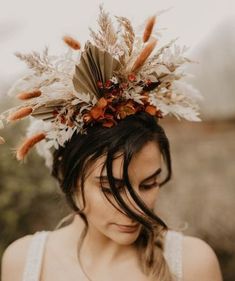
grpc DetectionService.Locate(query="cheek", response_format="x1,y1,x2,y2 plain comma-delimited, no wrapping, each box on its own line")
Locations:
141,188,160,209
83,186,114,225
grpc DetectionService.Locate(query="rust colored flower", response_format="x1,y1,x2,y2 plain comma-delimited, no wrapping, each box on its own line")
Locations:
104,80,112,88
63,36,81,50
16,89,42,100
90,106,105,120
128,73,136,82
145,105,156,115
97,97,108,108
16,132,46,160
117,100,137,119
97,81,103,88
7,106,33,121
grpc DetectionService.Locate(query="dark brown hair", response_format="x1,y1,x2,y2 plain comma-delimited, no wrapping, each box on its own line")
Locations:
51,111,175,281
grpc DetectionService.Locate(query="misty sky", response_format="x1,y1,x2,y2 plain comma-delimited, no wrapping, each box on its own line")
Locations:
0,0,234,83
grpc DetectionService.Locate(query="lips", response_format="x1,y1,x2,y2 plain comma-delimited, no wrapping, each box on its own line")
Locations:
114,223,139,233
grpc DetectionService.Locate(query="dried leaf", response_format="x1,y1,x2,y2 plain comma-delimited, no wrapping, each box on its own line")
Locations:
73,42,121,98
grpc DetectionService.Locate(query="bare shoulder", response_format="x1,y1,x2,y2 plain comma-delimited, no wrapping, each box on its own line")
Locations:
182,234,223,281
1,234,33,281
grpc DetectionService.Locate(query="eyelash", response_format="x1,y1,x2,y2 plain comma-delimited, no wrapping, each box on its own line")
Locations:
100,182,159,194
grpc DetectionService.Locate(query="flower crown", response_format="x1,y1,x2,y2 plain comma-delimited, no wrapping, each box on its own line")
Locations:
0,6,202,169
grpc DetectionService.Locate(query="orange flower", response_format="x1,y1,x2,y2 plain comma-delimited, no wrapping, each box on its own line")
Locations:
145,105,156,115
7,106,33,121
63,35,81,50
90,106,104,120
117,100,137,119
16,132,46,160
128,73,136,82
97,97,108,108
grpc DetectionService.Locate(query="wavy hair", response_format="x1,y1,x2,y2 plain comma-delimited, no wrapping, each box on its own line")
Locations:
51,111,176,281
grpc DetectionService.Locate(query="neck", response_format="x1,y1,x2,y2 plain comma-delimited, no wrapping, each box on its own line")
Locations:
66,214,138,269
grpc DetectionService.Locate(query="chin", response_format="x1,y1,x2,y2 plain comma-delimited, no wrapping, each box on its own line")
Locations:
109,228,141,245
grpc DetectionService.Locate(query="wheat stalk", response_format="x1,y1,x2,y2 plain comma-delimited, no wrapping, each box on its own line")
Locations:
115,16,135,56
15,46,53,75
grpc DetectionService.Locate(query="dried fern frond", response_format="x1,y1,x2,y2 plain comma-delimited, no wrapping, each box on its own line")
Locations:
148,38,178,64
115,16,135,56
15,46,53,75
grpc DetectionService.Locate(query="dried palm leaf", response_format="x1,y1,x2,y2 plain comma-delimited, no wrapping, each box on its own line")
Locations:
73,42,121,98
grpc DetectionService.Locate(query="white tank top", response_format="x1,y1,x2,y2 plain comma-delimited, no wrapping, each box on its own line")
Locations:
21,230,183,281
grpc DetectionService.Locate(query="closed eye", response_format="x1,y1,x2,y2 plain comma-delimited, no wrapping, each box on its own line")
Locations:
100,181,159,194
140,181,159,191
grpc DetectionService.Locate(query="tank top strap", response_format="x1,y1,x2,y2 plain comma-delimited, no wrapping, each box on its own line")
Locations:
163,230,183,281
22,231,50,281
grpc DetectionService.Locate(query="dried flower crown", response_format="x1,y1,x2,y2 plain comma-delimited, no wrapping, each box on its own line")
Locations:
0,6,202,169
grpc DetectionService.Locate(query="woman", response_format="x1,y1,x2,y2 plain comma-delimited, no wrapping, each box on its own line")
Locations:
1,6,223,281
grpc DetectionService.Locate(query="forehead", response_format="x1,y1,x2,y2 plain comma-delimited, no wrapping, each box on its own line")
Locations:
88,141,162,180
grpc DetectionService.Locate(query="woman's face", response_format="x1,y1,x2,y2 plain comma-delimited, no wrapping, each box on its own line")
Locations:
76,140,163,245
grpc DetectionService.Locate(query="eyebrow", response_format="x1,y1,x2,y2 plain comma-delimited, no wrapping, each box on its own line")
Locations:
95,168,162,183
